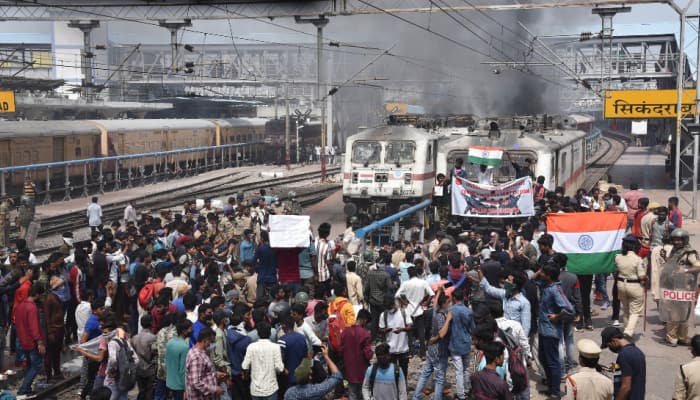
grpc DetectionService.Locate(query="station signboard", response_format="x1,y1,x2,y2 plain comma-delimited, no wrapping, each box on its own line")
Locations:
0,91,15,113
604,89,697,119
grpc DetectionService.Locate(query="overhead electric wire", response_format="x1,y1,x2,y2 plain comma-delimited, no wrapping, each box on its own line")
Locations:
355,0,570,89
1,0,538,95
2,0,575,96
431,0,525,62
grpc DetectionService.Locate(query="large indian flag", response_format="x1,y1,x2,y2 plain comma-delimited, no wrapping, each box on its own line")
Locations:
548,212,627,274
468,146,503,167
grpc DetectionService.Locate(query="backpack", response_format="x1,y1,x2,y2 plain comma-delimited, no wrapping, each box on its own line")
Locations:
113,337,137,391
138,282,156,310
368,362,401,395
498,327,528,394
328,299,349,352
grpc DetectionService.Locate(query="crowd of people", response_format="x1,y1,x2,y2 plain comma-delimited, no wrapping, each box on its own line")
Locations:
2,169,700,400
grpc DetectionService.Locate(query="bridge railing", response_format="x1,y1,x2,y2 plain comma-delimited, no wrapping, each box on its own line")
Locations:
1,141,262,204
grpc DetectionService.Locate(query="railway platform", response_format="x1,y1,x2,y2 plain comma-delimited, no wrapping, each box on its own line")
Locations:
569,144,700,400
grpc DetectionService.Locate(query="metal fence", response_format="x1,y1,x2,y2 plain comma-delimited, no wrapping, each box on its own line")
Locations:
0,141,262,204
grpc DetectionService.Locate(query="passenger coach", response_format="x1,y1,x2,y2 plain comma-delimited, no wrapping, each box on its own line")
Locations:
342,125,440,220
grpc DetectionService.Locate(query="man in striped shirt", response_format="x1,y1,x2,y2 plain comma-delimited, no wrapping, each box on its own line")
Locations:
314,222,335,284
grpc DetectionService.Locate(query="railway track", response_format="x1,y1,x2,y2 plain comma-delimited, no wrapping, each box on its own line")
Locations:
33,166,340,239
31,166,340,257
583,131,630,190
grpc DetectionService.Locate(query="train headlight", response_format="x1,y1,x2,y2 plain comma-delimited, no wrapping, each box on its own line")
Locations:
352,172,358,184
404,173,412,184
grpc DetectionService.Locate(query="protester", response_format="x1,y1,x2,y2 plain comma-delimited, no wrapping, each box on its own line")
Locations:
341,308,373,400
601,327,646,400
361,342,408,400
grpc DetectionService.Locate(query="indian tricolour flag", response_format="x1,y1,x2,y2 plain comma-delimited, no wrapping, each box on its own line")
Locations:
548,212,627,274
468,146,503,167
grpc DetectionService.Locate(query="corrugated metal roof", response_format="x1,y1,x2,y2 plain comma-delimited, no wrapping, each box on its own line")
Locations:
0,120,100,137
92,119,216,131
0,32,52,44
217,118,268,128
348,125,438,142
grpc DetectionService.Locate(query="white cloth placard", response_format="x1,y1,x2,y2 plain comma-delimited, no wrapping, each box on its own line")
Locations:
269,215,311,248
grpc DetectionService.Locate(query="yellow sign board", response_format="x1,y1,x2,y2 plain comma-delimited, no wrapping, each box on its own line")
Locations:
0,91,15,113
385,102,407,115
604,89,697,119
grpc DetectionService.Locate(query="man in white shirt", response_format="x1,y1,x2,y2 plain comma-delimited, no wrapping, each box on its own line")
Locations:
123,201,137,225
476,164,494,185
395,266,434,357
290,303,322,354
86,196,103,234
241,321,284,399
379,296,413,378
75,291,94,338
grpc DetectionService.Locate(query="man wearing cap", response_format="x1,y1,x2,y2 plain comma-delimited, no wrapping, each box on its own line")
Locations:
58,232,74,262
600,327,646,400
565,339,613,400
674,334,700,400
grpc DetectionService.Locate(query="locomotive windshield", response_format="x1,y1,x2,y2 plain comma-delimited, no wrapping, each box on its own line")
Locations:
385,141,415,165
351,141,381,165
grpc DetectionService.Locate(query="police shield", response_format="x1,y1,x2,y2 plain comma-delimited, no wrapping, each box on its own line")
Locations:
658,255,698,323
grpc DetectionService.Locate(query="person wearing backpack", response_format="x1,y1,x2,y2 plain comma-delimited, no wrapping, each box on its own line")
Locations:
361,342,408,400
131,315,157,400
104,315,138,400
378,295,412,378
327,282,355,398
470,341,512,400
487,300,531,399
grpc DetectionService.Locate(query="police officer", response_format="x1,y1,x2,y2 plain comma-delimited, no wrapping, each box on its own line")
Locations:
0,197,12,248
659,228,700,346
674,334,700,399
565,339,613,400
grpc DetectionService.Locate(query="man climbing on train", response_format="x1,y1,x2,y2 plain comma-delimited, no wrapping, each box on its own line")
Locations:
506,151,535,180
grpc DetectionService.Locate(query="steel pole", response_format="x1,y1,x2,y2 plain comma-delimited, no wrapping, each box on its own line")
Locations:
318,22,326,181
675,10,686,198
285,84,291,170
694,1,700,220
296,122,301,164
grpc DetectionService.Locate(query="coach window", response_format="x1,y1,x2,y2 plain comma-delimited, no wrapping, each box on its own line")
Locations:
352,141,381,166
386,141,415,166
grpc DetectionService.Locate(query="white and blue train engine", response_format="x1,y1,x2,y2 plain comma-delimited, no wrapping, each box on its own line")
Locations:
342,126,438,219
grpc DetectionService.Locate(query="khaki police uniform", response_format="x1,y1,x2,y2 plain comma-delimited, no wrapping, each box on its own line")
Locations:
674,358,700,400
565,339,613,400
614,252,647,336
